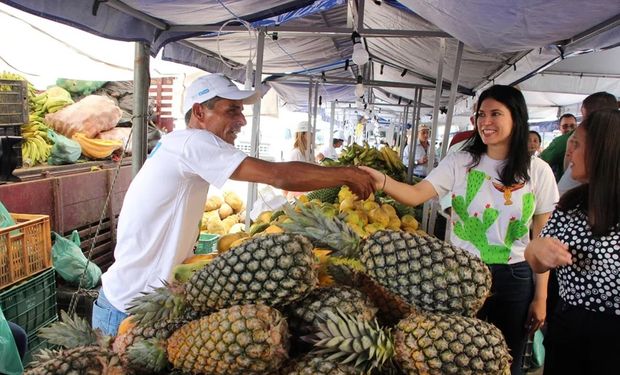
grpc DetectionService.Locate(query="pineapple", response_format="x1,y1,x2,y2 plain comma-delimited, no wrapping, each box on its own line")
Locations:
25,346,125,375
127,304,290,374
279,353,358,375
282,203,491,317
128,233,318,326
329,261,414,325
284,285,377,337
307,309,511,375
361,230,491,317
112,309,204,368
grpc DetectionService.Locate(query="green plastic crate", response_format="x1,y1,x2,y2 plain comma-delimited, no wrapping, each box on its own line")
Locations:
0,268,57,334
23,326,57,365
195,233,219,254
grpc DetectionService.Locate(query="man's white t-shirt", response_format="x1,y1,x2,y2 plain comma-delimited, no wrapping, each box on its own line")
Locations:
102,129,247,312
319,144,338,160
426,152,558,264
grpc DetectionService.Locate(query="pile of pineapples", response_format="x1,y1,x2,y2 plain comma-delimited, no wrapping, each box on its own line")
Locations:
28,190,512,375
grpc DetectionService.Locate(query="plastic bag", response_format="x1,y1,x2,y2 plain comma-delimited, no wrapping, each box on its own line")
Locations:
45,95,122,138
249,185,288,221
0,307,23,375
0,201,16,229
47,129,82,165
532,329,545,368
51,231,102,289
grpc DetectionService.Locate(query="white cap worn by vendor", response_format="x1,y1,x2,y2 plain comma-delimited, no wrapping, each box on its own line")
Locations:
333,130,345,141
182,73,260,115
295,121,309,132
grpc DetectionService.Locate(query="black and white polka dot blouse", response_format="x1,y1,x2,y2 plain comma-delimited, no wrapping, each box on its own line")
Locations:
541,207,620,316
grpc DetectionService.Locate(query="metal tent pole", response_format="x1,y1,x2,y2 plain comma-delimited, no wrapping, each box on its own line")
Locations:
245,29,265,229
441,41,464,159
399,104,409,158
310,80,320,160
423,38,446,233
131,41,150,177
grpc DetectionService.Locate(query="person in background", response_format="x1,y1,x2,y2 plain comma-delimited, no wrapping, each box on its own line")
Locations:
447,102,477,154
524,109,620,375
286,120,314,163
403,124,436,178
92,73,374,336
528,130,542,157
557,91,618,195
316,130,345,162
540,114,577,181
362,85,558,375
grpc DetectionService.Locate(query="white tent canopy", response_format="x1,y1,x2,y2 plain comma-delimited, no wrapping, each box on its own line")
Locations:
3,0,619,121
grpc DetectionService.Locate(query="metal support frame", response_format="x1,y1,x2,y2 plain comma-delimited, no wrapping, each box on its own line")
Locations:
310,80,320,160
440,41,464,159
329,101,336,147
422,38,446,233
131,41,150,177
399,105,409,158
245,30,265,228
406,88,422,184
267,73,434,90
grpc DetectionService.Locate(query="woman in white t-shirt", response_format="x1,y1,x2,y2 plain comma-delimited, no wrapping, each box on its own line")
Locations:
286,121,314,163
362,85,559,375
284,121,314,198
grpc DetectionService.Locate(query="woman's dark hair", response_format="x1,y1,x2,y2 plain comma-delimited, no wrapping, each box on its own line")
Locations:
463,85,530,186
529,130,541,143
559,109,620,236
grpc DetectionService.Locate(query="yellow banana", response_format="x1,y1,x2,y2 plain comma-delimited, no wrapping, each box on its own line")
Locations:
72,132,122,159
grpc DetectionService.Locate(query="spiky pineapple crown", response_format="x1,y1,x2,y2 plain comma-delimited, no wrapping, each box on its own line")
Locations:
38,310,110,349
303,308,394,374
281,202,362,258
127,280,188,327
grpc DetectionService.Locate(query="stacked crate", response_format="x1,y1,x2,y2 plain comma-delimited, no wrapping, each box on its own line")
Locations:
0,79,28,181
0,213,55,364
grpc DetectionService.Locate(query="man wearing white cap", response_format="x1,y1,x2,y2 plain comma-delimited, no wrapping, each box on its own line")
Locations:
93,73,374,335
403,124,436,177
316,130,345,162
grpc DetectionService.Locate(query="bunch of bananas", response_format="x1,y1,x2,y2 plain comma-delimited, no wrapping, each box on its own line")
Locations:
21,115,53,166
30,86,74,117
72,132,122,159
336,142,407,182
0,71,37,99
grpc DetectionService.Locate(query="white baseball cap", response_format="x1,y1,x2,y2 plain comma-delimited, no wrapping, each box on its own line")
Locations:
295,121,309,132
333,130,345,140
182,73,260,115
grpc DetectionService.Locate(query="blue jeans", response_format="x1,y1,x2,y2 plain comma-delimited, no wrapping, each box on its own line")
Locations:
477,261,534,375
91,289,127,336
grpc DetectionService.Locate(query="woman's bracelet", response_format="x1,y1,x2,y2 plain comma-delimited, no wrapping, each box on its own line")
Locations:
382,173,387,191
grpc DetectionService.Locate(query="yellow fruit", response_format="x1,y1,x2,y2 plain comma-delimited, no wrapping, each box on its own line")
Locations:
228,236,251,249
118,316,135,335
218,203,233,219
339,197,355,212
204,196,223,212
381,204,397,217
401,214,419,230
264,224,284,234
172,261,212,283
368,207,390,227
217,232,250,253
183,254,217,264
256,210,273,224
72,132,122,159
363,201,380,212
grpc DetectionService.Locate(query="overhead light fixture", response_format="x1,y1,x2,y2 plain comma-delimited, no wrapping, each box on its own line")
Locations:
401,69,407,77
351,31,369,66
354,75,365,97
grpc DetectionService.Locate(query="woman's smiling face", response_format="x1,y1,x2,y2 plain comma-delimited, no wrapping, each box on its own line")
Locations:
477,98,514,154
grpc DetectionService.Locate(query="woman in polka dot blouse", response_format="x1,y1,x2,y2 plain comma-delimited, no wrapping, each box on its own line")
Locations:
525,109,620,374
